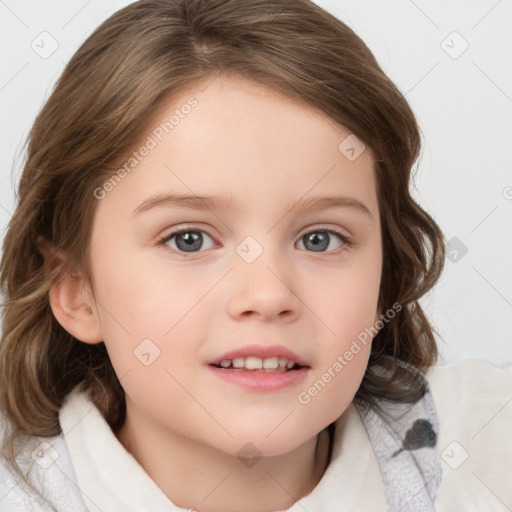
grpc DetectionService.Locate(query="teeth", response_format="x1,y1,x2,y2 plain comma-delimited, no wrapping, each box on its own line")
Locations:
217,356,298,371
245,356,263,370
263,357,279,369
233,357,245,368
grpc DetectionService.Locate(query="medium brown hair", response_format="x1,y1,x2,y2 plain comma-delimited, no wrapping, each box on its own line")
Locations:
0,0,444,489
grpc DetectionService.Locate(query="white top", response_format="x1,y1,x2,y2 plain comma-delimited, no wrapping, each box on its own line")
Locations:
1,358,511,511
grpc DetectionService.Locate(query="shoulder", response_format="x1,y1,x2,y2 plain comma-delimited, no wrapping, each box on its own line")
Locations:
425,357,512,387
425,358,512,415
0,431,62,511
424,357,512,440
0,416,88,511
424,359,512,509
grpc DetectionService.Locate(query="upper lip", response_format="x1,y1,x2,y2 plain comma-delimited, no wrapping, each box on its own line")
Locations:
207,344,310,367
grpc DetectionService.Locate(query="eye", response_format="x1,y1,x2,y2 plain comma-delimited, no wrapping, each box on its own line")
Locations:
295,228,351,254
158,227,216,254
157,225,352,256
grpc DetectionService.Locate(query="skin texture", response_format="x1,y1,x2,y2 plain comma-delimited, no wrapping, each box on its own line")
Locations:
49,75,383,512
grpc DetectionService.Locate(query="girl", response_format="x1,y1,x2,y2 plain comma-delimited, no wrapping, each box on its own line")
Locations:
1,1,510,511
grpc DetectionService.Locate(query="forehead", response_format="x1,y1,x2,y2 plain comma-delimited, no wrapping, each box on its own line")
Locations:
151,74,366,156
94,75,378,223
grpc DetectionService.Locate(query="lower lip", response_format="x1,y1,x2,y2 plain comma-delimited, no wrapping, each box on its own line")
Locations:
207,365,310,391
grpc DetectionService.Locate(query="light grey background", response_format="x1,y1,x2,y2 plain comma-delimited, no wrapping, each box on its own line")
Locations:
1,0,511,366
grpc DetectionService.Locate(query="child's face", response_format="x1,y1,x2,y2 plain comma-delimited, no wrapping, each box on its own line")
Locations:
86,75,382,457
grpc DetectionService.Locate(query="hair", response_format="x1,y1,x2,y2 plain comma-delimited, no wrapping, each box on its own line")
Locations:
0,0,444,492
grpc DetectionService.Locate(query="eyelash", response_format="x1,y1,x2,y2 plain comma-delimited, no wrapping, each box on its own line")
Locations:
157,225,353,256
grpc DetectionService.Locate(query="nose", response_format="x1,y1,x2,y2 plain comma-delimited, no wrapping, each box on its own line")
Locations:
226,248,302,323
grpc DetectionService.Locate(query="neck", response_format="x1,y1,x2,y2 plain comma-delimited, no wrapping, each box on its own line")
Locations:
116,409,332,512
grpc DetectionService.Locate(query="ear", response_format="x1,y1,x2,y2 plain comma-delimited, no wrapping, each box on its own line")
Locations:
38,237,103,344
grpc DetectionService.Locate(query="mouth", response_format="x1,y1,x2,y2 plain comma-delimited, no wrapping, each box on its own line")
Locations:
207,356,310,391
206,343,310,372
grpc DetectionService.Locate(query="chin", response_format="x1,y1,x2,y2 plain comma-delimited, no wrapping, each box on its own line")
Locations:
223,430,309,459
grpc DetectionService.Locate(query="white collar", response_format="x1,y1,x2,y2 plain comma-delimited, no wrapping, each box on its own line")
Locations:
59,386,388,511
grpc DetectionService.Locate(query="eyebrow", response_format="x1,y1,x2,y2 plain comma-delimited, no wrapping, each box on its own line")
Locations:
132,193,373,220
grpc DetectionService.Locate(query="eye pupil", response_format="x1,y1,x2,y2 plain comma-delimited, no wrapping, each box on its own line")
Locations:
182,233,196,244
177,231,202,252
309,233,323,244
304,232,329,252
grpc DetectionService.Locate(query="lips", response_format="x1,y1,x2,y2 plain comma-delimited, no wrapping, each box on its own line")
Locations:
206,343,310,368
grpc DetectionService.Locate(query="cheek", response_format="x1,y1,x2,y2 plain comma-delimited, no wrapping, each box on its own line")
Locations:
306,254,381,342
297,310,373,430
89,249,213,374
93,245,206,327
294,256,380,420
